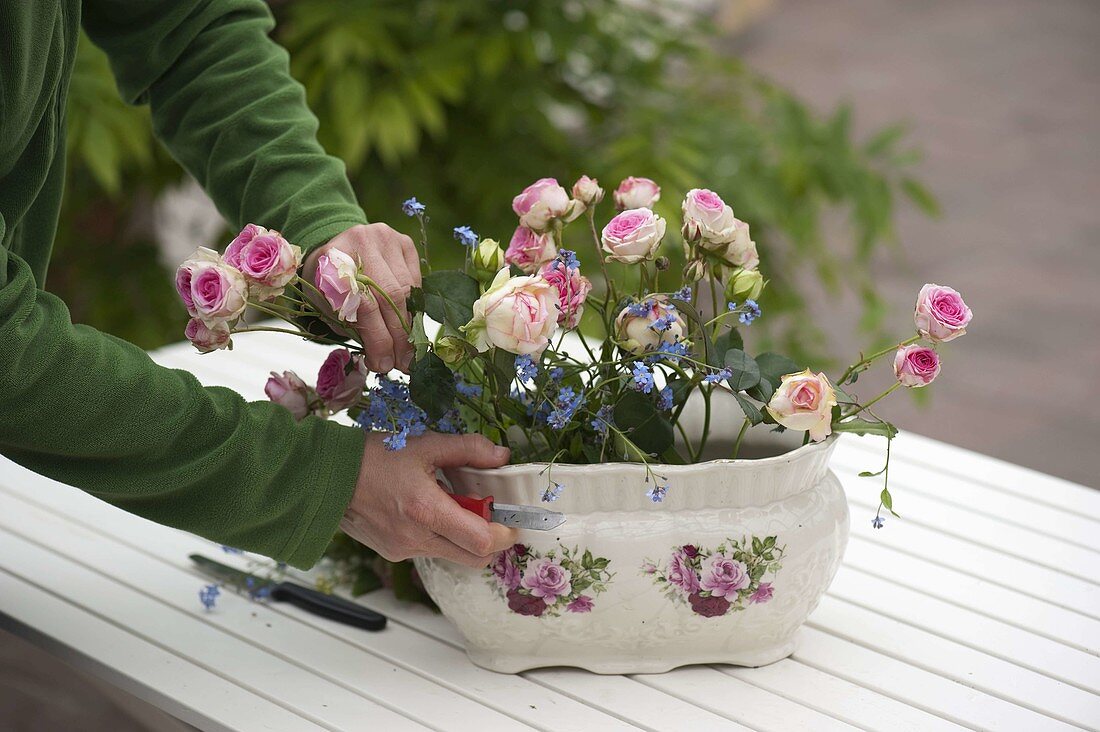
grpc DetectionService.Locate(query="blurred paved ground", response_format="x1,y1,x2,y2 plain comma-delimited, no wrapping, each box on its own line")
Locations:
3,1,1097,729
736,0,1100,488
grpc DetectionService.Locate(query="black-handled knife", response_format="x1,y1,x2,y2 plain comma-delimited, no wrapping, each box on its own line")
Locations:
190,553,387,631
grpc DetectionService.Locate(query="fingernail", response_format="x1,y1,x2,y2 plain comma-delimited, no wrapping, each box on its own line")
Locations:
493,446,510,461
379,356,394,373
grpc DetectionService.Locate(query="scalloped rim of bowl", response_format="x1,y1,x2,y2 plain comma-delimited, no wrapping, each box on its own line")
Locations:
450,433,838,478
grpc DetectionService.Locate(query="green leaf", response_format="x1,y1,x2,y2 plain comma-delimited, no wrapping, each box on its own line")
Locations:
722,349,761,391
880,488,893,511
832,419,899,439
734,392,764,425
490,347,516,399
863,124,907,157
671,298,717,367
409,352,456,420
409,313,429,360
901,177,941,218
714,327,743,356
751,352,802,404
421,271,479,328
613,390,674,456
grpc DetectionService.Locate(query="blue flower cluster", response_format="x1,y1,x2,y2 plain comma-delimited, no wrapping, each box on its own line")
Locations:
674,286,693,301
547,386,584,429
645,340,690,364
702,367,733,384
625,299,653,317
590,404,614,440
455,374,483,399
556,249,580,269
631,362,655,393
542,482,564,503
199,584,220,611
453,225,478,247
658,385,674,411
355,377,430,451
871,515,886,529
728,298,762,325
646,482,670,503
515,354,538,384
548,366,565,381
402,197,426,217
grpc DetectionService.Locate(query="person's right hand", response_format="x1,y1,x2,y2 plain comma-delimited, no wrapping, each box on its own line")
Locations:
340,432,518,568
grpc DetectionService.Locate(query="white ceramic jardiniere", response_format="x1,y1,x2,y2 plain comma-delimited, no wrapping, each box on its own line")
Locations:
415,435,848,674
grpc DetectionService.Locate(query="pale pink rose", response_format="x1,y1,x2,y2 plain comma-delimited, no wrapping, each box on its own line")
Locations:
512,178,571,232
681,188,740,244
566,595,595,613
264,371,320,421
748,582,774,604
175,247,221,314
315,248,365,322
505,226,558,274
184,317,231,353
666,549,700,595
489,549,521,591
540,259,591,329
699,555,750,599
224,224,302,295
316,348,369,411
766,369,837,442
464,269,560,355
893,344,941,388
571,175,604,207
914,284,972,342
601,208,666,264
613,177,660,210
520,556,573,600
614,296,685,355
187,259,249,325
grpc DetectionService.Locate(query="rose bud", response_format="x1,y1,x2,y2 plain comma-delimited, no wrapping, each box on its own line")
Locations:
316,348,369,411
504,226,557,274
914,284,972,342
184,317,232,353
572,175,604,207
654,256,671,271
613,177,661,210
766,369,837,442
314,248,366,322
601,208,666,264
464,269,560,355
724,267,765,302
615,296,686,355
893,344,941,388
224,224,302,300
472,237,507,283
512,178,571,232
435,335,472,367
540,258,592,329
264,370,322,421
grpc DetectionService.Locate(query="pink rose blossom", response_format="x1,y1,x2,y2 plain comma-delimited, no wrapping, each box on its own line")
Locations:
667,549,701,595
490,549,522,591
893,344,941,388
174,247,220,313
316,348,368,411
540,260,591,329
505,226,557,274
224,224,302,296
315,248,365,322
184,317,231,353
264,370,319,421
465,270,559,355
571,175,604,207
749,582,774,604
766,369,838,443
914,284,972,342
614,296,685,355
176,248,248,325
520,556,573,600
698,555,750,599
512,178,571,232
613,177,661,210
566,595,595,613
601,208,666,264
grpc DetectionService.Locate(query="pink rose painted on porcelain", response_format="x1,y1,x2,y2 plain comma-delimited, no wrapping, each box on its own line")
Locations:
506,589,547,617
521,557,572,600
699,555,750,599
566,595,595,613
484,544,612,618
666,549,700,595
490,548,521,591
914,283,972,342
749,582,774,604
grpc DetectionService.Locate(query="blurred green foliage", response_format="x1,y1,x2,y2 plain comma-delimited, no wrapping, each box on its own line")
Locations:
59,0,935,357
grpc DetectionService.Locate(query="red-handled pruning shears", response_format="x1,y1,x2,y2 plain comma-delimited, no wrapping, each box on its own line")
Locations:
450,494,566,531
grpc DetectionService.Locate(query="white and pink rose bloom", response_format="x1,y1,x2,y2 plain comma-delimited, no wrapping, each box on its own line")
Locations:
184,317,232,354
519,556,573,600
613,176,661,210
504,226,558,274
512,178,573,232
175,247,248,326
615,296,686,355
914,284,972,342
681,188,759,272
264,370,322,421
571,175,604,208
224,224,302,299
766,369,838,442
540,258,591,329
894,344,941,388
464,268,560,356
314,248,366,322
316,348,369,411
601,208,666,264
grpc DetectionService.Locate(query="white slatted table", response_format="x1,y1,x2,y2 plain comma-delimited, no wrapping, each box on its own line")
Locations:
1,330,1098,731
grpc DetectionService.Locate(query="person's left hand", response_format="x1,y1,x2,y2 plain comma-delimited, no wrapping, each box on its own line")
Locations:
303,223,421,373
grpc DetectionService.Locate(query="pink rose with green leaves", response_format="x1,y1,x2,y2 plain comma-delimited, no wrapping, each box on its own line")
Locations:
894,344,941,388
465,269,560,356
601,208,666,264
176,248,248,325
224,224,301,298
264,370,320,421
666,549,700,595
184,317,231,354
914,284,972,342
540,259,591,329
512,178,571,232
766,369,837,442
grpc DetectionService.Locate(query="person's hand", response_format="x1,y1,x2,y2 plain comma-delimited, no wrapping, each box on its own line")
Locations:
340,432,519,568
303,223,420,373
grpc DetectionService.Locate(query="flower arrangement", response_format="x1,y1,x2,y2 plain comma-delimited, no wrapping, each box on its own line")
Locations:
175,175,972,528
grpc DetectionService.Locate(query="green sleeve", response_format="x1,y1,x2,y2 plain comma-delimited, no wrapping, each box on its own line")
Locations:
0,232,364,568
81,0,368,252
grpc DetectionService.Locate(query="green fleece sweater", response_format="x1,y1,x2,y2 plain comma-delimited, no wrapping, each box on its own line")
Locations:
0,1,369,568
